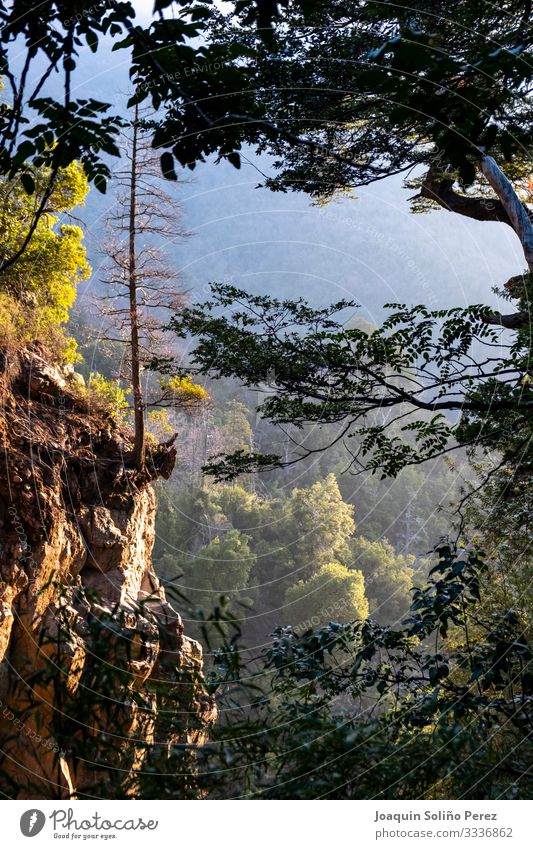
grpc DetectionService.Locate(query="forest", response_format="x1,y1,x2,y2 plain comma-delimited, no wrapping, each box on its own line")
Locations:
0,0,530,803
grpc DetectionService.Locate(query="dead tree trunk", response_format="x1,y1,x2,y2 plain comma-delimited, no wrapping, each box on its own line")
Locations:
128,105,145,471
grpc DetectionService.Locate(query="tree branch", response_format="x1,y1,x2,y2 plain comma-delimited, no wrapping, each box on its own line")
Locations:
483,310,529,329
420,164,531,227
481,154,533,270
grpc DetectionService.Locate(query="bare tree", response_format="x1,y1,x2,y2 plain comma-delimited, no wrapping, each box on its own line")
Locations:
100,104,190,471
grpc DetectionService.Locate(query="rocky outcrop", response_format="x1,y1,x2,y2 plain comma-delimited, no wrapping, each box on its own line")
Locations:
0,346,215,798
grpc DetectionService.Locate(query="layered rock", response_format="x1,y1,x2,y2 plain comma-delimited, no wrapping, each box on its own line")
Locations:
0,347,215,798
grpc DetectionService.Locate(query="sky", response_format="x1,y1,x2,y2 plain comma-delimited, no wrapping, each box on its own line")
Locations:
20,1,526,324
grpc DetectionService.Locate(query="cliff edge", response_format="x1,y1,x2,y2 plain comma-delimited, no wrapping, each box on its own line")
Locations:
0,346,215,798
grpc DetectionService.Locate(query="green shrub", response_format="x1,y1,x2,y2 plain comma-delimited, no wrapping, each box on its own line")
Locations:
85,372,130,422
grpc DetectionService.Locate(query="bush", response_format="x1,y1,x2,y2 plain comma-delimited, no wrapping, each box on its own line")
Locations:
0,163,90,361
0,293,24,352
160,375,209,410
85,372,130,422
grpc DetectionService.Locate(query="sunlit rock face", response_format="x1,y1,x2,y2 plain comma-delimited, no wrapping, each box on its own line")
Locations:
0,347,215,799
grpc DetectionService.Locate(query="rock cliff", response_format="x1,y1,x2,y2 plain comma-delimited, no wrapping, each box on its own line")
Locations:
0,346,215,798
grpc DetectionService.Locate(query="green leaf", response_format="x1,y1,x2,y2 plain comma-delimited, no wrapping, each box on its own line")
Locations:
160,151,178,180
93,173,107,193
20,172,35,194
227,151,241,169
14,140,36,163
85,31,98,53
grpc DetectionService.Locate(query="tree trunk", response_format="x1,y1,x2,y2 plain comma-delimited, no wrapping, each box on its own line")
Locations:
480,155,533,271
129,104,145,470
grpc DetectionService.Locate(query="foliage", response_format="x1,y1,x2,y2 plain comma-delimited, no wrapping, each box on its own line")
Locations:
154,473,426,640
275,474,355,576
167,283,531,481
338,461,461,555
205,1,533,197
4,2,533,259
147,409,175,442
284,560,368,630
68,310,125,380
0,163,90,355
1,0,531,804
214,484,272,533
159,375,209,410
188,529,255,600
84,372,130,423
158,528,255,631
0,3,128,192
0,1,289,179
348,536,417,625
0,0,312,277
202,542,531,799
10,543,531,800
214,400,253,456
464,461,533,641
2,2,528,207
266,542,532,724
156,475,358,635
0,291,23,349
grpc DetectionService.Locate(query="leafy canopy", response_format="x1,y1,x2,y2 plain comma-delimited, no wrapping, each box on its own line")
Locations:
284,560,368,630
0,161,90,357
6,2,533,194
165,283,532,480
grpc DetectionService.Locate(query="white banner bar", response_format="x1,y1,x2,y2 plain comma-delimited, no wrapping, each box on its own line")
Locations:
2,799,531,848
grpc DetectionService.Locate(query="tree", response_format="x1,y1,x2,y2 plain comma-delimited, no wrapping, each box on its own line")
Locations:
238,473,357,623
166,281,531,484
215,400,254,457
125,104,145,470
348,536,417,626
4,2,533,244
196,0,533,548
0,160,90,357
5,4,533,323
198,2,533,207
153,474,362,640
215,482,273,533
462,443,533,638
0,0,308,271
284,560,368,630
100,105,206,471
337,462,462,555
159,528,256,619
136,1,533,250
142,2,532,489
279,474,355,577
0,10,125,270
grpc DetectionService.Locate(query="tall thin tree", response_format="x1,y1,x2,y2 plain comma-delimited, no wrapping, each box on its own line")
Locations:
128,105,144,469
100,105,190,471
